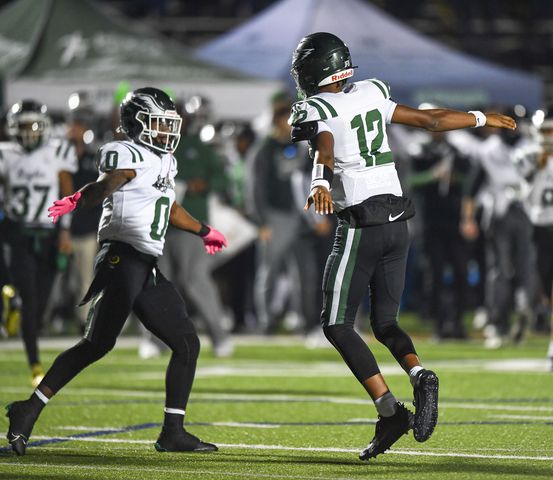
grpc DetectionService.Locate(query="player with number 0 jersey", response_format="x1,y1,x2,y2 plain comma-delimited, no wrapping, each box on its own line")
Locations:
289,32,516,460
5,87,227,457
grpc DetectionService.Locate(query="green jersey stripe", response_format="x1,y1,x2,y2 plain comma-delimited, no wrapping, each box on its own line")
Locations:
63,142,72,159
374,151,394,166
370,79,388,99
313,97,338,118
376,79,390,97
122,144,138,163
306,99,328,120
126,143,144,163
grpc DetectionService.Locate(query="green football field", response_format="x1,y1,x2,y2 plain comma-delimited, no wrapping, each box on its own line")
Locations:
0,333,552,480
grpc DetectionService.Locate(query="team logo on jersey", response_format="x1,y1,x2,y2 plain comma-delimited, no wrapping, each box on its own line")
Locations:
108,255,120,265
152,175,174,193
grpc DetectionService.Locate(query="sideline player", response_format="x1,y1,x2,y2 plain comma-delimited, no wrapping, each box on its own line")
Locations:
525,113,553,370
0,100,75,387
5,87,227,456
289,32,516,460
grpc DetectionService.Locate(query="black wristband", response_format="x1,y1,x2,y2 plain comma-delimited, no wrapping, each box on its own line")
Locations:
312,163,334,183
198,223,210,237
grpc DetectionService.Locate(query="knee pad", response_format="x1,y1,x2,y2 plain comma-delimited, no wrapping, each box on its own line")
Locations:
372,323,416,362
323,324,352,346
323,324,381,381
169,332,200,362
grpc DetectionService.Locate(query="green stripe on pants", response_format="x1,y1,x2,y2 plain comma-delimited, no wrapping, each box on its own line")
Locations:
84,291,104,341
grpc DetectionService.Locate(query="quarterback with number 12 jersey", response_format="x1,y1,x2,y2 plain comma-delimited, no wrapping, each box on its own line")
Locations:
96,140,177,256
290,79,400,211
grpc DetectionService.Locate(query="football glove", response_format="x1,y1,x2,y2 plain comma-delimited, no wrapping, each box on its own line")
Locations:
47,191,81,223
200,226,228,255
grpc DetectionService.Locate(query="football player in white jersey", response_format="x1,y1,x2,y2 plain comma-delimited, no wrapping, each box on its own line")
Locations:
0,100,76,387
5,88,227,456
526,115,553,370
289,32,516,460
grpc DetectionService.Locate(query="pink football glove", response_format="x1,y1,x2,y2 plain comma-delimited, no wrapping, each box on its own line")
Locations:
200,226,228,255
47,191,82,224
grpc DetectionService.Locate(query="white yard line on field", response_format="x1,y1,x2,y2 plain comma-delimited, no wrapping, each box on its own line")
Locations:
489,414,553,421
27,436,553,462
3,387,553,412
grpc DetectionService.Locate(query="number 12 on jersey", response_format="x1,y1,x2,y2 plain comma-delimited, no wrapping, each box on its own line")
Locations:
350,109,390,167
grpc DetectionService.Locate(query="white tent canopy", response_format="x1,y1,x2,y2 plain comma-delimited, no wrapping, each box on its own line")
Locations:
197,0,543,109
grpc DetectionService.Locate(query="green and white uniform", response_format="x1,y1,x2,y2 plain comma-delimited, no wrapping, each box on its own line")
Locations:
290,79,414,336
0,139,77,228
290,78,400,211
97,140,177,257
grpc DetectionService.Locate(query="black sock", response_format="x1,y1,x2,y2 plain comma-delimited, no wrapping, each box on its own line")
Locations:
163,412,184,429
28,393,46,414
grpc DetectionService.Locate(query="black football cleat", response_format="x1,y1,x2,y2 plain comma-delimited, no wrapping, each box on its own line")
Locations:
413,369,439,442
5,400,40,456
359,402,413,461
155,427,218,453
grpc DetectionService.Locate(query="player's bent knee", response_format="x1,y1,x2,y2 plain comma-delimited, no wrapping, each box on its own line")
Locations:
168,332,200,361
372,323,416,360
323,324,353,345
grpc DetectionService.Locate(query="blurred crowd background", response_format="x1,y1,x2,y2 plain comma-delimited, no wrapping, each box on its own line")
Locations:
1,0,552,359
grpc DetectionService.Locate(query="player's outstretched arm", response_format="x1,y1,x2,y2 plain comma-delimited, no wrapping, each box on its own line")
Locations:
391,105,516,132
48,169,135,223
305,131,335,215
169,202,228,255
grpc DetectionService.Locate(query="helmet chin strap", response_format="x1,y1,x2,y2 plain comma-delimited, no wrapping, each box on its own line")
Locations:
151,131,158,138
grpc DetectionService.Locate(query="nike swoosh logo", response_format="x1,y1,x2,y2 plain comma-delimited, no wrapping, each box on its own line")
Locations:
388,211,404,222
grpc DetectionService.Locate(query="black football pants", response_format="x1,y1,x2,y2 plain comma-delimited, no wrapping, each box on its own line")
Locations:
8,228,57,367
41,241,199,410
321,219,417,383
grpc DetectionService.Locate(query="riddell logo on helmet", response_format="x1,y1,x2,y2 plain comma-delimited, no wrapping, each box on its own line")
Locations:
331,69,353,82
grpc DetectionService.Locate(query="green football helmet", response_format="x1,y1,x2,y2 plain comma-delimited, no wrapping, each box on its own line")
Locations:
291,32,355,98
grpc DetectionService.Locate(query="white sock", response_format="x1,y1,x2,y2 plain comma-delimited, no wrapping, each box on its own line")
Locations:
547,341,553,358
374,392,397,417
409,366,425,387
164,407,185,416
34,389,49,405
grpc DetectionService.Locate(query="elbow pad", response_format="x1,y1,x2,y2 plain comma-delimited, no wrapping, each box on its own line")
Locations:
291,121,318,143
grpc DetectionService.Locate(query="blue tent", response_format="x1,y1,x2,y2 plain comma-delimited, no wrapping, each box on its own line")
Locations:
197,0,543,109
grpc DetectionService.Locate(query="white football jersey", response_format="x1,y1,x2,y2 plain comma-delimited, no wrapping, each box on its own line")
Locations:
477,134,528,218
97,140,177,257
526,155,553,226
290,79,401,211
0,139,77,228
